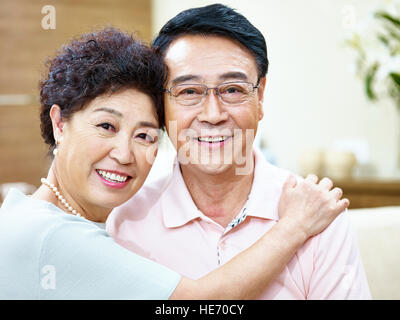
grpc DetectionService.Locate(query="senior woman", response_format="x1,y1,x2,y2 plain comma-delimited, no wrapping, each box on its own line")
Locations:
0,27,348,299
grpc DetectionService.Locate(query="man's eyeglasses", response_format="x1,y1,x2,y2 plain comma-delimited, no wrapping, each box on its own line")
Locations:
164,81,260,106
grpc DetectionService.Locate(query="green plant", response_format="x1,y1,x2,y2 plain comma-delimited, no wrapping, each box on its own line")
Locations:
345,4,400,110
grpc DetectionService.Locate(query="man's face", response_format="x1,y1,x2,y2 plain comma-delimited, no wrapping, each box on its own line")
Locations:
164,35,266,176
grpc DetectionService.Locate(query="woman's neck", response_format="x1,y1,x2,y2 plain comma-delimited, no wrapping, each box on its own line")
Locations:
32,170,109,223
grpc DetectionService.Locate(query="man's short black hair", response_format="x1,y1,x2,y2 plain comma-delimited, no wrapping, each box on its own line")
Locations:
152,3,269,80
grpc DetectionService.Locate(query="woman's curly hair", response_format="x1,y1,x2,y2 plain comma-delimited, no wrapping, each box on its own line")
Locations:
39,27,166,150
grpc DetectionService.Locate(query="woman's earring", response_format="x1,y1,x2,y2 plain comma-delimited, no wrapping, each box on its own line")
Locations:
53,139,60,156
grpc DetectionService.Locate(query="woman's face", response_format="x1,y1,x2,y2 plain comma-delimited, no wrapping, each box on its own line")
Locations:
51,88,159,221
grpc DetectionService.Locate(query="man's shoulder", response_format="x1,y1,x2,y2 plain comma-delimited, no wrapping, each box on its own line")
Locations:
252,151,296,199
254,148,293,179
108,173,173,224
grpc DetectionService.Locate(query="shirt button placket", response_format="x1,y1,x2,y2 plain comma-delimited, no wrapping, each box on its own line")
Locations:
217,207,248,265
217,238,224,265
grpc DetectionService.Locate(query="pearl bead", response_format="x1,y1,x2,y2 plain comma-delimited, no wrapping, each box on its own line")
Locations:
41,178,83,218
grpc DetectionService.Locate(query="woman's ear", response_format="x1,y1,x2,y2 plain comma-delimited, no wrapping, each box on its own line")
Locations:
49,105,64,143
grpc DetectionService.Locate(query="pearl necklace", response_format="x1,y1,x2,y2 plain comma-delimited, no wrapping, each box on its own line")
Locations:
41,178,83,218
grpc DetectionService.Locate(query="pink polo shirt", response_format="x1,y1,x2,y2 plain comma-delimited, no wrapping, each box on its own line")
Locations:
106,149,371,299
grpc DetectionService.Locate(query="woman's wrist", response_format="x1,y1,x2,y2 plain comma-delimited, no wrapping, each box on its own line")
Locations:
273,217,309,249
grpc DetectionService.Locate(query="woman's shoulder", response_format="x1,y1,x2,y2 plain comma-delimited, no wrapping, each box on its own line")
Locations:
0,188,105,260
0,189,108,299
1,188,82,231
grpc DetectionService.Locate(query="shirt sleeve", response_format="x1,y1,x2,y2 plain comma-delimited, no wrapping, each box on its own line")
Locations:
307,209,372,299
38,219,181,299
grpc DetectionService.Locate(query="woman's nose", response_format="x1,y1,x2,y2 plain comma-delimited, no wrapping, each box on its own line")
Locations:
109,136,135,165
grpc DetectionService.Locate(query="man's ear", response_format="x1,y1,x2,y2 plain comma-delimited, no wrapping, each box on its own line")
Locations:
257,77,267,121
49,105,64,143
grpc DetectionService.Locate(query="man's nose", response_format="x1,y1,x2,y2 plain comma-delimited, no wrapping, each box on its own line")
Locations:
109,135,136,165
197,90,229,124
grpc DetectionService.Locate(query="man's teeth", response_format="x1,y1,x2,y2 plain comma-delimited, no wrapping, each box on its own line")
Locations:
198,136,228,143
97,170,128,183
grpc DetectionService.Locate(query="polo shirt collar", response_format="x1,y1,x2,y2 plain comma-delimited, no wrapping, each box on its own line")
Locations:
161,147,291,228
244,148,291,221
161,163,204,228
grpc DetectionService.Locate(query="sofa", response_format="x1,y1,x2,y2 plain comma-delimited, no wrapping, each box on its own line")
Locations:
349,206,400,299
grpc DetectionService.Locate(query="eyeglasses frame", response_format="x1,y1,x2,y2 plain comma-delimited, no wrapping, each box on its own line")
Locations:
163,80,261,106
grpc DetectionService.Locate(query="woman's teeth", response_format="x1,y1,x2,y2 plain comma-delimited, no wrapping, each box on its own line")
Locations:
197,136,228,143
97,170,128,183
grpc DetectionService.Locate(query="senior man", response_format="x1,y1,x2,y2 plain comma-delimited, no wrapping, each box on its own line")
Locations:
107,4,371,299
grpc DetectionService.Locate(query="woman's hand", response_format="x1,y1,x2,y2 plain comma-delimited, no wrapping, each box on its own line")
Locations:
278,174,349,240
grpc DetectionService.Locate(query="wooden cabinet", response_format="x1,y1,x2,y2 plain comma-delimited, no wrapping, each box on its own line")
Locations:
334,179,400,209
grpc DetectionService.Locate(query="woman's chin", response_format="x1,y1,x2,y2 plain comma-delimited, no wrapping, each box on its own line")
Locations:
95,191,134,210
83,174,143,214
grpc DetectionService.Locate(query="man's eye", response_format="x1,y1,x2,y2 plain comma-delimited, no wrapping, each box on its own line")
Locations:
176,87,203,96
221,86,245,94
183,89,196,95
97,123,115,132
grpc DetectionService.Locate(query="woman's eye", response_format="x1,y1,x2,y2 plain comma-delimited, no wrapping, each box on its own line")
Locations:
136,132,157,143
97,123,116,132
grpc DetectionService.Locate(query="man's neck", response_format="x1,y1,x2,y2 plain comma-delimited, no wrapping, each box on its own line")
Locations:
180,158,255,228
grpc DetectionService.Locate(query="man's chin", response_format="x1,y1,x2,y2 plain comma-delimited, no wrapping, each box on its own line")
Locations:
177,147,254,176
180,159,237,177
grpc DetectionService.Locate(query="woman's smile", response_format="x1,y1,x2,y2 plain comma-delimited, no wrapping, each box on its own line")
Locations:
95,169,133,189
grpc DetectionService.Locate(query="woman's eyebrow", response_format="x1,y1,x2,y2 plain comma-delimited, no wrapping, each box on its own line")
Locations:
137,121,159,129
93,107,123,117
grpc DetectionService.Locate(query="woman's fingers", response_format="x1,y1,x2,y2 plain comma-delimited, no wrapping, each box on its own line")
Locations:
330,187,343,201
337,198,350,212
318,177,333,191
283,174,297,191
305,173,318,184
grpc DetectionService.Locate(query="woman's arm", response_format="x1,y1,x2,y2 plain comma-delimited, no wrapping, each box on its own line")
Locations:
170,174,348,299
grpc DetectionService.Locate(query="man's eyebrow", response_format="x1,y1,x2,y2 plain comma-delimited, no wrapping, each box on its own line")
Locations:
170,75,201,86
218,72,249,82
93,107,123,117
169,72,250,87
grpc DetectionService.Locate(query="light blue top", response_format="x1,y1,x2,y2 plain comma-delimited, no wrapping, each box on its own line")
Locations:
0,188,181,299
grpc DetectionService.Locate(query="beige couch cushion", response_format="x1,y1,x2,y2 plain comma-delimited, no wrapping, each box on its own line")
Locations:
349,207,400,300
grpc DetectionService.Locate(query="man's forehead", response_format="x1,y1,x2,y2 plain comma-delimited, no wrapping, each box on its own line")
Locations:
164,34,258,84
